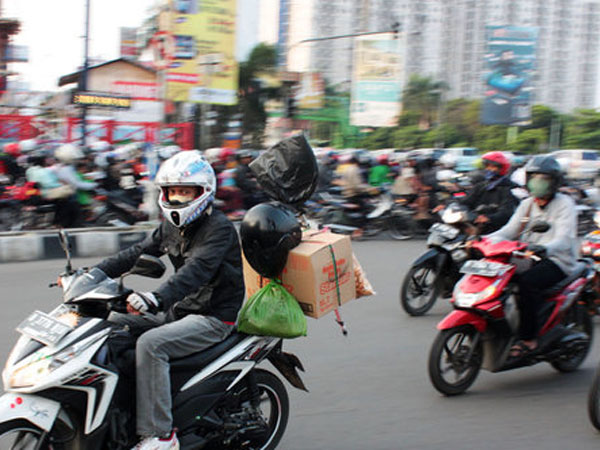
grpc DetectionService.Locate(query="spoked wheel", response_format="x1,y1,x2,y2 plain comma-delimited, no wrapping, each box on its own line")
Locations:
0,420,53,449
400,263,440,316
588,364,600,431
551,303,593,373
212,369,289,450
387,214,415,240
428,325,483,396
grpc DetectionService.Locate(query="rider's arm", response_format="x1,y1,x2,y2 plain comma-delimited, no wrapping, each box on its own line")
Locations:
154,218,237,311
540,195,577,257
95,225,164,278
486,197,532,241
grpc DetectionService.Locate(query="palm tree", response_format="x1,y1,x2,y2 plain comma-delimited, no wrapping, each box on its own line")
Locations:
402,75,448,130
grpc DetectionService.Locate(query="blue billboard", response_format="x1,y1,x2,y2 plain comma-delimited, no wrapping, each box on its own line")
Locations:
481,26,538,126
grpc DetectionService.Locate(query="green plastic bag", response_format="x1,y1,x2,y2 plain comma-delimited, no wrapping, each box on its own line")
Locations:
237,280,307,338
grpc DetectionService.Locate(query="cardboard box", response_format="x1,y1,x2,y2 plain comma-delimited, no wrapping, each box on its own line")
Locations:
242,230,356,318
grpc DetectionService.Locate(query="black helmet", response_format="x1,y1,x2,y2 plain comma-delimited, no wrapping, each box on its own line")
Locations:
240,202,302,279
525,155,562,198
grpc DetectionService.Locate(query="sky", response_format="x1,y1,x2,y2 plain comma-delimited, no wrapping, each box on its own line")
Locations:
3,0,259,92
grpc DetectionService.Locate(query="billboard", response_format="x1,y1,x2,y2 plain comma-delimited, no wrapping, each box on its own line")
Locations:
165,0,238,105
350,35,403,127
120,27,138,59
481,25,537,126
295,72,325,109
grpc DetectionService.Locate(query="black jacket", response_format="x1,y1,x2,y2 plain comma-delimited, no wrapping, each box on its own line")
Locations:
234,164,258,193
461,176,519,234
97,209,244,323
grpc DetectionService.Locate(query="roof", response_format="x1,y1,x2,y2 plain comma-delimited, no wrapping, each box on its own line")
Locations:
58,58,156,87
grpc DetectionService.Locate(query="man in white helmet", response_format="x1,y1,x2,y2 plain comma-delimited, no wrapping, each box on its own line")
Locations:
93,150,244,449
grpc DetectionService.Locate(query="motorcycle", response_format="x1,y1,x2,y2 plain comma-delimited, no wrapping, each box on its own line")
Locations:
0,230,306,449
399,203,482,316
428,231,595,396
579,210,600,315
321,187,414,240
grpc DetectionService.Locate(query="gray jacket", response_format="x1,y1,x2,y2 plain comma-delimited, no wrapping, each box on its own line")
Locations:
486,193,578,275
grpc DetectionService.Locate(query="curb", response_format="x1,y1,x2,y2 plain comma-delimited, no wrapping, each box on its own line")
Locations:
0,226,156,263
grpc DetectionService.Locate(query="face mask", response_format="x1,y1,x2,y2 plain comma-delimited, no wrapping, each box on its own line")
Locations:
527,177,551,198
484,170,498,181
169,194,195,205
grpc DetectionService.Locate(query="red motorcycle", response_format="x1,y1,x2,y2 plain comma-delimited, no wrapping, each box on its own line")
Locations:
428,232,595,396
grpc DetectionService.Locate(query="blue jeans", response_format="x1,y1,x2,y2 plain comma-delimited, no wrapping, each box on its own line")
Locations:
109,312,233,436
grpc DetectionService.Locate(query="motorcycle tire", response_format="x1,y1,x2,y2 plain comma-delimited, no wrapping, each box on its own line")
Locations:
550,303,593,373
224,369,289,450
428,325,483,396
588,364,600,431
0,418,73,449
387,213,415,240
400,262,441,316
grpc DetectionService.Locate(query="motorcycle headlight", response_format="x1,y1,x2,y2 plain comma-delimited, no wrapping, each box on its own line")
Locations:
582,245,592,256
454,281,499,308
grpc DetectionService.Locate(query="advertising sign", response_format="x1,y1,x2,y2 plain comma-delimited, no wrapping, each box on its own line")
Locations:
481,25,537,126
120,27,138,59
72,92,132,109
350,35,403,127
165,0,238,105
295,72,325,110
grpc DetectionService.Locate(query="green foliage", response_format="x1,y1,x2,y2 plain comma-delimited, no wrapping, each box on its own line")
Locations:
402,75,448,130
507,128,549,153
564,109,600,149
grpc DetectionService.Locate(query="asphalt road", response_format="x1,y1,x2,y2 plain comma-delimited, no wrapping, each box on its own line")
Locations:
0,239,600,449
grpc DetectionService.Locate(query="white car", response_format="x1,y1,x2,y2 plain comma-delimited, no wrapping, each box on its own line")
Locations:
549,149,600,179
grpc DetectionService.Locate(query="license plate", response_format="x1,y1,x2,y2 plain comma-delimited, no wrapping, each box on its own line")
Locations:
460,260,511,277
17,311,73,346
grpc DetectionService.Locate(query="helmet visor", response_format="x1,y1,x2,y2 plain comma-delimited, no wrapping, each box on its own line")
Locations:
163,186,203,207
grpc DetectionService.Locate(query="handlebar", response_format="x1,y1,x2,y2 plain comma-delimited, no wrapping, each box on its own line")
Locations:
512,250,542,262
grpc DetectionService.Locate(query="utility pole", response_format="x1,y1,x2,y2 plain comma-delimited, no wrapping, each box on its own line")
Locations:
80,0,90,147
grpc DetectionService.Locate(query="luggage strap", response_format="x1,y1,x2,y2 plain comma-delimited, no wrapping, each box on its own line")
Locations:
328,244,348,336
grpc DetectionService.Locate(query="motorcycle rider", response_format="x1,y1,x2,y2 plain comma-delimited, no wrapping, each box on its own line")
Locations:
234,149,262,210
89,150,244,449
486,155,578,357
436,151,518,234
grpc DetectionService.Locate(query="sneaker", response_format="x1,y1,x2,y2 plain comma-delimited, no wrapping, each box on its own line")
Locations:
132,431,179,450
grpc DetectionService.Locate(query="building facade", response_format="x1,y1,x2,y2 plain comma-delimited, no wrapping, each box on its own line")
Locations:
275,0,600,113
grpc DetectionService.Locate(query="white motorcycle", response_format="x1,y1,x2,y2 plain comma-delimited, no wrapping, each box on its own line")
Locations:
0,230,306,449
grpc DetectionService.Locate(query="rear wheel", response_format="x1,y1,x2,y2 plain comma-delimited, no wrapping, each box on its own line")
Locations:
551,303,593,372
387,213,415,240
400,262,441,316
428,325,483,396
211,369,289,450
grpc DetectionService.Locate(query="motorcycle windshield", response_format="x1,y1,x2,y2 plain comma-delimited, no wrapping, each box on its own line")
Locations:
64,267,120,302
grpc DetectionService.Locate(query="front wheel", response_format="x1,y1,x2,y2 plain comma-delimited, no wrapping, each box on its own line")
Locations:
0,419,54,449
588,364,600,431
428,325,483,396
400,262,441,316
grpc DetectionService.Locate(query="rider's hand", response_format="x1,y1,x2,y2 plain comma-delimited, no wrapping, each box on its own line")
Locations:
432,205,444,214
56,276,63,287
474,214,490,224
127,292,161,315
526,244,547,259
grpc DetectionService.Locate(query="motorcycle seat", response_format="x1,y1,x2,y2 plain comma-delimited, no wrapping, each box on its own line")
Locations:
541,262,589,297
170,331,248,372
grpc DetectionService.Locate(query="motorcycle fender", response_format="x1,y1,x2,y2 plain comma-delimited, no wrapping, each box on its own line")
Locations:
268,351,308,392
0,393,60,432
437,310,487,333
413,248,448,273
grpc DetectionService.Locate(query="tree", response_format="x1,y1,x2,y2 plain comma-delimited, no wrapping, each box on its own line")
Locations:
238,43,279,147
564,109,600,149
402,75,448,130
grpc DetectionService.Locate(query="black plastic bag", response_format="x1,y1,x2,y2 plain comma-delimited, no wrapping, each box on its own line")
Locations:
249,134,318,206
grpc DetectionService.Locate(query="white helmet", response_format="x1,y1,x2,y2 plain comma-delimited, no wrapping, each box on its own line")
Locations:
55,143,84,164
155,150,216,227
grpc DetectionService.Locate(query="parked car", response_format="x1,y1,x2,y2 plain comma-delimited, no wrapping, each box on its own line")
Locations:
549,149,600,179
439,147,479,172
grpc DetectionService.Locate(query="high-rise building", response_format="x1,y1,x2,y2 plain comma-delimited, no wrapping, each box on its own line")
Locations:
273,0,600,112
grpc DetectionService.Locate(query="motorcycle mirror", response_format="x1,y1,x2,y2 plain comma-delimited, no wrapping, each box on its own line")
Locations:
129,254,166,279
58,229,73,274
530,221,551,233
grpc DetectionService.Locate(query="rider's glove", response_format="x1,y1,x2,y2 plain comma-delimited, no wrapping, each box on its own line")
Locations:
127,291,161,314
527,244,547,258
